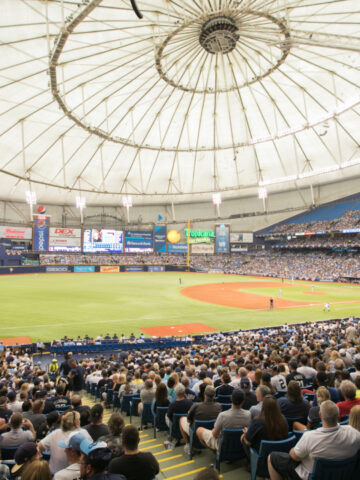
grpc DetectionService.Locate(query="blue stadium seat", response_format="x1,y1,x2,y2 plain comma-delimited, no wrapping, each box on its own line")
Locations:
189,419,215,459
215,428,245,471
121,394,138,416
169,413,187,442
112,391,121,411
250,435,297,480
140,402,154,430
308,451,360,480
220,403,232,412
152,406,169,438
129,397,142,422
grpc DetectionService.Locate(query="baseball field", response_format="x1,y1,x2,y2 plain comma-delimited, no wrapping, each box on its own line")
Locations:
0,272,359,342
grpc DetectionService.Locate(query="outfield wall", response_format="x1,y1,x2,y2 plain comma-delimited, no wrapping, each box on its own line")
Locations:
0,265,192,275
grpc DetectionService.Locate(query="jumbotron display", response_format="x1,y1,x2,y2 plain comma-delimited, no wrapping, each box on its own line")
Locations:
83,229,123,253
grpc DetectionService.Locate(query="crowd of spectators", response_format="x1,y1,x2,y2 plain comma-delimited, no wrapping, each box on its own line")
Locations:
273,234,360,250
268,206,360,236
39,253,187,266
224,252,360,281
35,250,360,282
1,317,360,480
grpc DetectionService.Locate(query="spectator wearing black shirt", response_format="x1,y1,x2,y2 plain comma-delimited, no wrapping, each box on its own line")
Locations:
215,372,234,396
0,396,13,421
167,384,193,424
84,404,109,441
286,361,306,387
108,425,159,480
68,359,85,393
240,378,257,410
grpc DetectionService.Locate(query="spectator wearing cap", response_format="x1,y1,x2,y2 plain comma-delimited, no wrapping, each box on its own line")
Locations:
166,384,193,428
0,396,12,421
179,385,221,454
38,410,92,473
108,425,159,480
83,404,109,441
197,389,251,451
80,438,125,480
240,377,257,410
54,432,86,480
11,442,42,478
0,412,36,445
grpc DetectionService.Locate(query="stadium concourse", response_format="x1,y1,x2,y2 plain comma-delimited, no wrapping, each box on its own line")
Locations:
1,318,360,480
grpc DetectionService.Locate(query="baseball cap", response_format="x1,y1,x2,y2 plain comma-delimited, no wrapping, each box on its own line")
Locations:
232,389,245,405
12,443,38,474
240,377,251,392
80,439,108,456
59,432,86,451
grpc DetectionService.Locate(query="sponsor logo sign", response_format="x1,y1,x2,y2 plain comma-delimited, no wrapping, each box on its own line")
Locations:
0,226,32,240
33,216,50,251
154,225,166,252
46,266,68,273
230,232,253,243
124,266,144,272
216,225,230,253
148,265,165,272
100,266,120,273
184,228,214,239
167,243,187,253
191,243,214,254
74,266,95,273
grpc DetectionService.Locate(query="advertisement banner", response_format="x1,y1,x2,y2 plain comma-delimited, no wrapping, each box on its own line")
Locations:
100,266,120,273
33,216,50,251
231,243,248,252
191,243,215,254
124,266,144,272
0,226,32,240
148,265,165,272
74,266,95,273
124,231,153,252
46,266,69,273
230,232,253,243
49,228,81,251
215,225,230,253
167,243,188,253
154,225,167,253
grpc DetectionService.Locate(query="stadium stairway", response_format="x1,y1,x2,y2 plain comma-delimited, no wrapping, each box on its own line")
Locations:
83,393,250,480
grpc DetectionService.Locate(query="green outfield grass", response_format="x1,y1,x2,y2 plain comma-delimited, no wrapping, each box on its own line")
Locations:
1,272,359,341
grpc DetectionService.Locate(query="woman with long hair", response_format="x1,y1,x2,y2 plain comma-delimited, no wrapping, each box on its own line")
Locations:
278,380,310,421
349,404,360,432
22,460,51,480
154,382,170,408
241,395,288,458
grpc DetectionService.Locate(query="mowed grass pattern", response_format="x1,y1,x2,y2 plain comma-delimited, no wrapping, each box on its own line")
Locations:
0,272,360,340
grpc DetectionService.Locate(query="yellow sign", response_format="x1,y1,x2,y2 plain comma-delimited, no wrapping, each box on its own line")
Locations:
167,230,181,244
100,266,120,273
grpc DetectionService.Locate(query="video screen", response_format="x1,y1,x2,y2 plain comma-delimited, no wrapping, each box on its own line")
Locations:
83,229,123,253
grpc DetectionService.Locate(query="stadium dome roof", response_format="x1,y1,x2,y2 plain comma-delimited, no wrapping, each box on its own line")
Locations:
1,0,360,206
